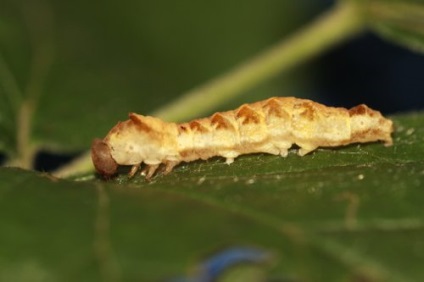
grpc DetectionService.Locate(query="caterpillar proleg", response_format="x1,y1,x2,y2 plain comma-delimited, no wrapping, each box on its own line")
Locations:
92,97,393,179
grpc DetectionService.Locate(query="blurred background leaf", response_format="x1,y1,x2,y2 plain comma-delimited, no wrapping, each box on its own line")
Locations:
1,0,424,168
1,0,424,166
0,0,315,155
365,0,424,53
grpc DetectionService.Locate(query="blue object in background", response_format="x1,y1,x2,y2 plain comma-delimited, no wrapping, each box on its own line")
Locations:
169,246,272,282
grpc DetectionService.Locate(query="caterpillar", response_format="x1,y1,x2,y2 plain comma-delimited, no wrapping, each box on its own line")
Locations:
92,97,393,179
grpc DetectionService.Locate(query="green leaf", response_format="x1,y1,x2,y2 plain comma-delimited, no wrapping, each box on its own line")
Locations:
218,265,268,282
365,0,424,52
1,112,424,281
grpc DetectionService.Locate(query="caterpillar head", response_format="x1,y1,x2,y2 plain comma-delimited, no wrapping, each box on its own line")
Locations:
349,104,393,146
91,138,118,178
92,113,175,178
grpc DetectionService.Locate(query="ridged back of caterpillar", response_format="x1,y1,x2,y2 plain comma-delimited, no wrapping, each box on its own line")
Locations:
105,96,393,168
175,97,352,162
105,114,179,166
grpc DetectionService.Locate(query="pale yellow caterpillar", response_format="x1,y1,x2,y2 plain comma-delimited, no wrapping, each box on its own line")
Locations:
92,97,393,179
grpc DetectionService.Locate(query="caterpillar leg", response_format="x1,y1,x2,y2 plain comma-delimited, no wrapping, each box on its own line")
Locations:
222,151,238,165
164,161,180,175
298,145,317,156
141,164,160,180
128,163,141,178
273,142,291,157
280,149,289,157
225,158,234,165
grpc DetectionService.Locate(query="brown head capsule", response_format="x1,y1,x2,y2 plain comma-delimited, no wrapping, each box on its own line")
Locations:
91,138,118,178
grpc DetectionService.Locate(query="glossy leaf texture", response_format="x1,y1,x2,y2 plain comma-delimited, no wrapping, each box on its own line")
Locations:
1,112,423,281
364,0,424,53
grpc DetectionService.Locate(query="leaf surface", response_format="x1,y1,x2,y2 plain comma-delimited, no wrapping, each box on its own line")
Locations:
1,113,423,281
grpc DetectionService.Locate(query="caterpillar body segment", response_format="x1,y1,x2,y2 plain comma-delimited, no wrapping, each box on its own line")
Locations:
91,97,393,179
